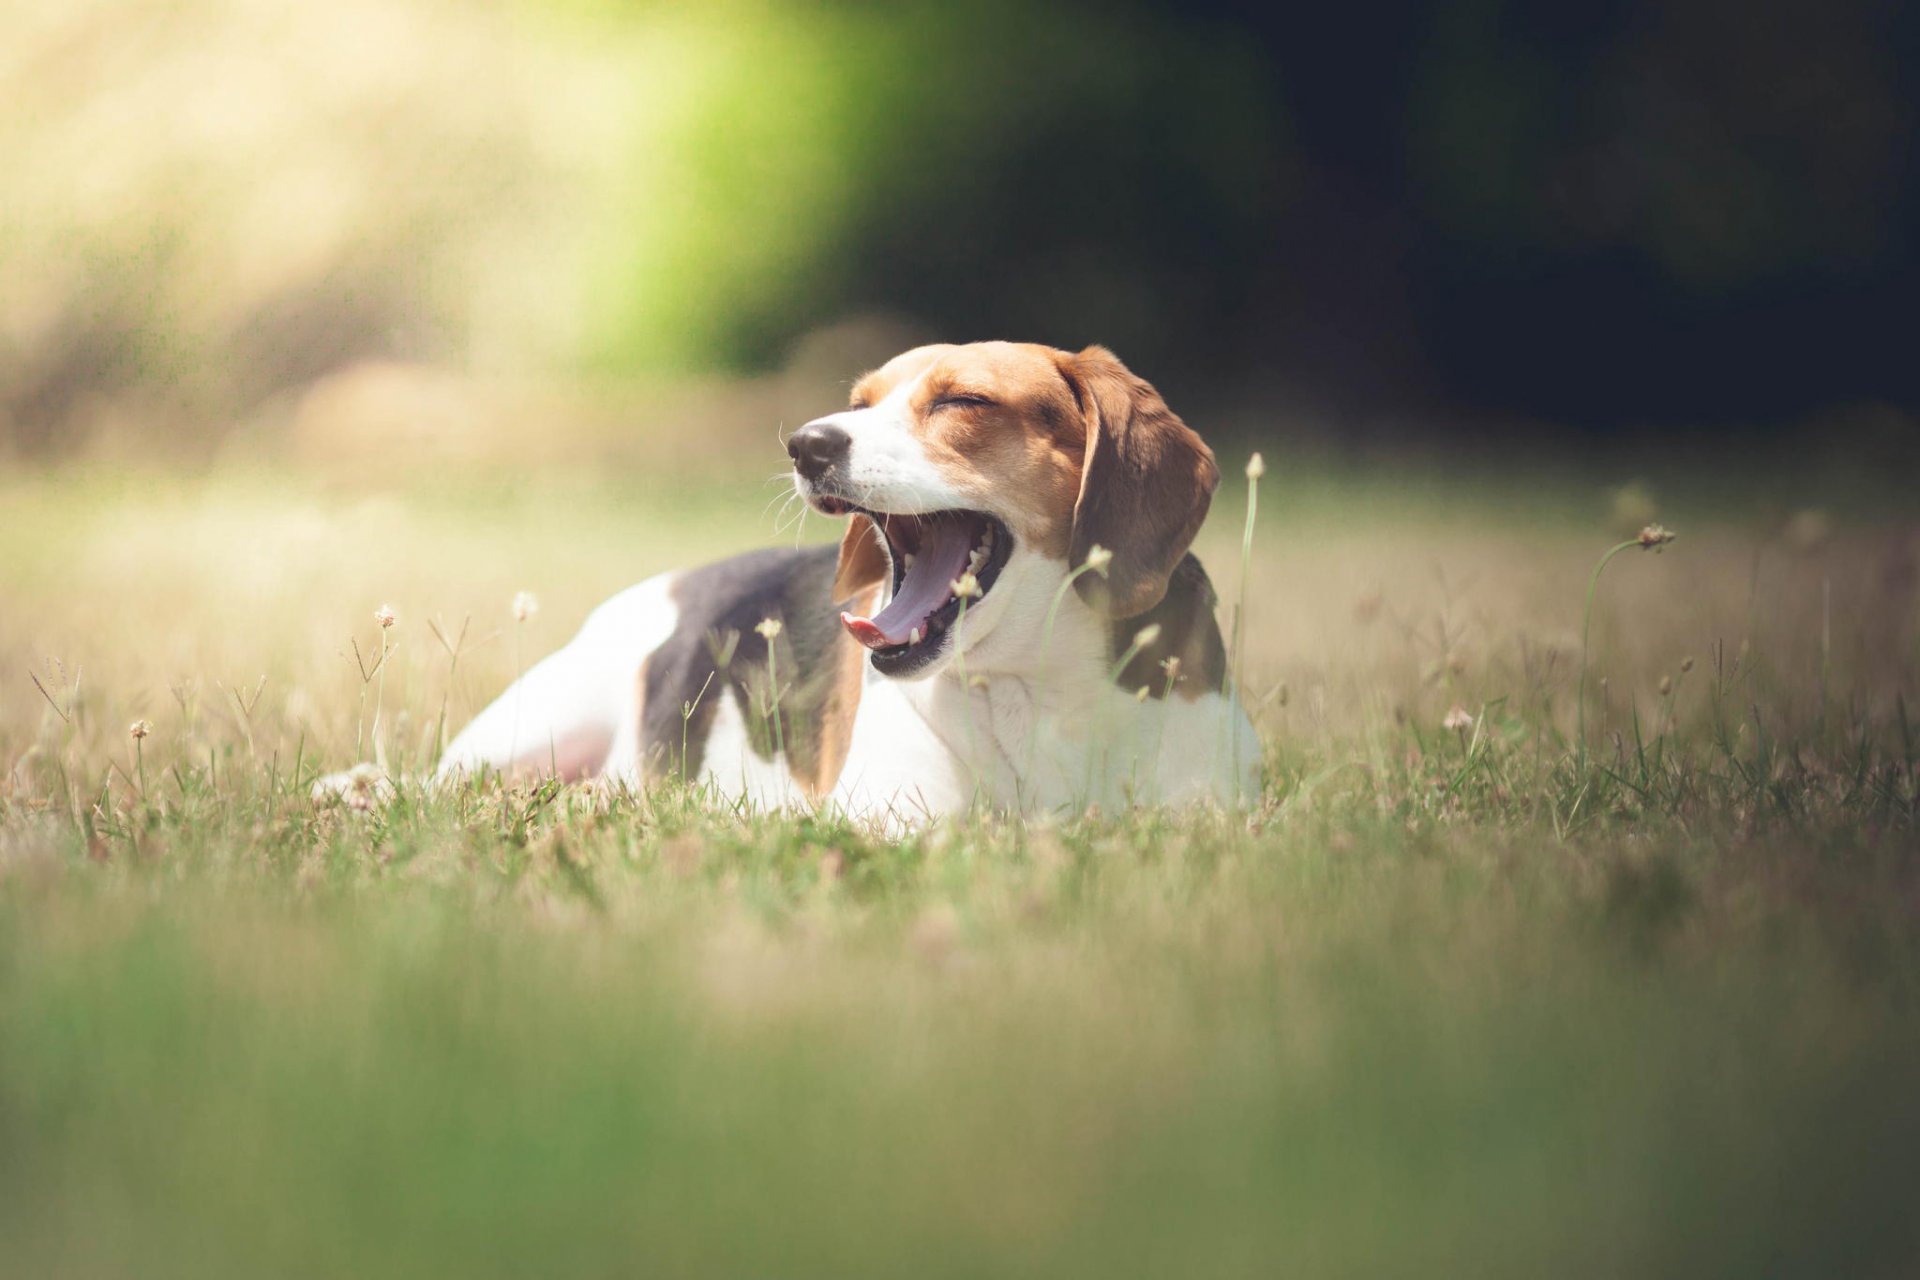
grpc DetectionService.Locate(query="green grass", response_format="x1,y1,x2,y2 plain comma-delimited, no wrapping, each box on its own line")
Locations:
3,463,1918,1277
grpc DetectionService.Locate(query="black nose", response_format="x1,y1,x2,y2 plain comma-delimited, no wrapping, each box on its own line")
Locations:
786,421,851,482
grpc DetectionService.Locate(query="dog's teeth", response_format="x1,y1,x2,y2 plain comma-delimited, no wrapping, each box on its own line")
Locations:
968,549,986,572
903,553,915,569
909,627,923,646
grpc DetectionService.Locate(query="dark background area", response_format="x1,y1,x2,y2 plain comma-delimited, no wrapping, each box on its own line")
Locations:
3,0,1915,456
812,0,1918,430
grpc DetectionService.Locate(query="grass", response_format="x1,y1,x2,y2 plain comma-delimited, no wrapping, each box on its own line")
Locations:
2,460,1918,1278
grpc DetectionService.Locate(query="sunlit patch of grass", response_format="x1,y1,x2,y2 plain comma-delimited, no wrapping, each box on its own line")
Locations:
2,462,1918,1276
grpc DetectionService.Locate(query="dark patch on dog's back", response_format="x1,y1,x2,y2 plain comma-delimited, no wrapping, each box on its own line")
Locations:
1109,554,1228,700
641,545,854,787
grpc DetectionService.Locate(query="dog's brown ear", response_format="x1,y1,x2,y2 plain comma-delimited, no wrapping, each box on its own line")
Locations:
1060,346,1219,616
833,514,889,602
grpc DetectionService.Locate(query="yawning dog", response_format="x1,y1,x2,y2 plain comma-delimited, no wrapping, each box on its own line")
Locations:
432,341,1259,823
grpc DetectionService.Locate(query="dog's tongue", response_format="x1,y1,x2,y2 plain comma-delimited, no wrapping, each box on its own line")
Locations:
841,515,975,650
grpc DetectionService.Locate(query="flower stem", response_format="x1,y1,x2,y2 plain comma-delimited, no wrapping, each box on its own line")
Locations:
1577,539,1639,755
1038,563,1095,675
953,594,987,807
373,631,389,770
765,636,785,764
1228,459,1262,799
1231,469,1259,698
1023,561,1100,790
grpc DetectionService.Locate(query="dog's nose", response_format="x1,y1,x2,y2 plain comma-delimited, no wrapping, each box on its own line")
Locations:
786,420,851,482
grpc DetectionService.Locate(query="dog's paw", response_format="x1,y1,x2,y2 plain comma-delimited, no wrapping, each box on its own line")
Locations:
310,762,394,811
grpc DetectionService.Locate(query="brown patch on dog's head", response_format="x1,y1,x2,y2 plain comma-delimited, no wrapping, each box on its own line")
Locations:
838,341,1216,616
849,342,1088,554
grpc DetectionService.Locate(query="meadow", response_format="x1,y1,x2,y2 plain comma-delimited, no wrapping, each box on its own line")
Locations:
2,455,1917,1277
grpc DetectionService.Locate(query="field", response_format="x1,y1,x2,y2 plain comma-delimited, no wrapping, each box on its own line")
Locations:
3,457,1918,1277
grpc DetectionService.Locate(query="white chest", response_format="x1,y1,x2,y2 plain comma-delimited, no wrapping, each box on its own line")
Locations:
830,668,1259,824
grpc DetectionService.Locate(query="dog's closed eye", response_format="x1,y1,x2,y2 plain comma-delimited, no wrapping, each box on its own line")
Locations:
931,393,994,412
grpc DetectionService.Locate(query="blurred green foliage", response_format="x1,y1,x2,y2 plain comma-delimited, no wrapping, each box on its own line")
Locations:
572,2,1286,375
0,0,1287,450
1,0,1913,452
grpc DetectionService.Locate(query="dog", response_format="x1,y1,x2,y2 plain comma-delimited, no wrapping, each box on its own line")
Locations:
432,341,1259,824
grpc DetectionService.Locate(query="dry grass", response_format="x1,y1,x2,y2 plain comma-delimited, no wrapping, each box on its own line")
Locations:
1,458,1917,1277
5,461,1913,768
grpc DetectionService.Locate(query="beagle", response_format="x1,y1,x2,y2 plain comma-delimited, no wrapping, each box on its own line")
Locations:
436,342,1260,823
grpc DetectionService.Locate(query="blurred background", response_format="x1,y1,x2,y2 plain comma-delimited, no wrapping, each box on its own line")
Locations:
4,0,1917,477
3,0,1917,762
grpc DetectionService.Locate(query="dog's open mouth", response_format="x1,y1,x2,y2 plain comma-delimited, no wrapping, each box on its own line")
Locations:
837,508,1014,674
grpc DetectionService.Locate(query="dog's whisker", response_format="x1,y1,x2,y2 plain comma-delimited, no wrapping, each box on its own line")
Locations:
766,487,811,540
760,488,797,521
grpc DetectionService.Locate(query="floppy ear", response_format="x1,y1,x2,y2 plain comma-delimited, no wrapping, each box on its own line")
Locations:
1060,346,1220,616
833,514,890,602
